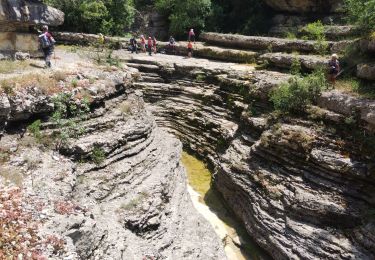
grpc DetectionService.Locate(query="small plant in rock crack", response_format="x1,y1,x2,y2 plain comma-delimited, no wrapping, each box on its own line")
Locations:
90,147,106,165
27,119,42,141
51,93,90,149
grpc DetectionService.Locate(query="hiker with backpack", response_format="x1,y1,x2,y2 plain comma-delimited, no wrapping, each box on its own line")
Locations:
130,35,138,54
168,36,176,54
188,29,195,42
147,37,153,56
38,25,55,68
328,54,340,86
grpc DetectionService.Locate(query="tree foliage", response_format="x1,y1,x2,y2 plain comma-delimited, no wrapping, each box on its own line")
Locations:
156,0,211,37
344,0,375,34
44,0,135,35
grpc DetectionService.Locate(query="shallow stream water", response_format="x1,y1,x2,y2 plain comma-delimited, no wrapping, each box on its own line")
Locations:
181,152,270,260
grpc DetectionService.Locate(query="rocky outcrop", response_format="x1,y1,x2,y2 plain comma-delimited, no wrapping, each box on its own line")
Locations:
0,64,226,259
259,52,327,70
0,0,64,57
122,52,375,260
263,0,344,13
200,32,350,54
357,63,375,81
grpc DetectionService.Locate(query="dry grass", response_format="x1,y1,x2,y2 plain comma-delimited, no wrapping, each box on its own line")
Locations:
335,78,375,99
0,60,30,74
0,73,59,95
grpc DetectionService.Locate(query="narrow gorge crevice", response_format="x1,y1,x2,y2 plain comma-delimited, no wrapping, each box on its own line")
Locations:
121,53,375,260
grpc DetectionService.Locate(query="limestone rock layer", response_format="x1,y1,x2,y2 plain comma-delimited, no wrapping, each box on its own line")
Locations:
263,0,344,13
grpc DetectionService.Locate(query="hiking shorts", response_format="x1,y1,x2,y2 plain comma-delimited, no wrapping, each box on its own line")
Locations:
42,47,53,58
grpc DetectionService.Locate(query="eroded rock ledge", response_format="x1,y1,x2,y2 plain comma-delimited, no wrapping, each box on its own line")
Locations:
0,64,226,259
124,53,375,260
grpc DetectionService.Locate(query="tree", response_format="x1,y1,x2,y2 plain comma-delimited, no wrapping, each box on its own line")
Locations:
156,0,211,37
345,0,375,34
43,0,135,36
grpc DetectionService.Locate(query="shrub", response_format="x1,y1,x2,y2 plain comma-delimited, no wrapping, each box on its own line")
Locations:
270,68,327,113
302,21,328,55
51,93,90,149
290,56,302,75
27,120,42,140
91,147,106,165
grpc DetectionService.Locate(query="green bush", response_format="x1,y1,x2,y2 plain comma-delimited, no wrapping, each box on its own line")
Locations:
91,147,106,165
27,120,42,140
344,0,375,34
290,57,302,75
302,21,328,55
51,93,90,149
270,69,327,113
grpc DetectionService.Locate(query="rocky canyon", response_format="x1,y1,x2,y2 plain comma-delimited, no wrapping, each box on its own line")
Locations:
1,0,375,259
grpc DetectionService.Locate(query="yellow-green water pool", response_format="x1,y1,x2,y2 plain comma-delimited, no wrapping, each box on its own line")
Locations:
181,152,270,260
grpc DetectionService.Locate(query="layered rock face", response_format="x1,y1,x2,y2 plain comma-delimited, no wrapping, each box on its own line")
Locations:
0,63,225,259
0,0,64,58
122,53,375,260
263,0,343,13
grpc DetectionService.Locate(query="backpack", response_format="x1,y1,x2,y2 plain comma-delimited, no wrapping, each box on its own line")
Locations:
39,33,52,48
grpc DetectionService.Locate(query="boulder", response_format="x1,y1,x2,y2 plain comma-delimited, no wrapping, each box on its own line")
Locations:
359,38,375,54
357,63,375,81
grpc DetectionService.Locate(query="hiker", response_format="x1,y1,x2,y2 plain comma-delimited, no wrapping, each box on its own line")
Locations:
168,36,176,54
38,25,55,68
188,29,195,42
328,54,340,86
130,35,138,54
152,36,157,54
147,37,153,56
187,41,193,58
140,35,146,52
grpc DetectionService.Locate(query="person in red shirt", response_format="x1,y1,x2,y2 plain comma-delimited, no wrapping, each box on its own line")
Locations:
38,25,55,68
187,41,193,58
147,37,153,56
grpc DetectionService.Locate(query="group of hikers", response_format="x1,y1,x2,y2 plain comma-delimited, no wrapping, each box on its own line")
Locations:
129,29,196,58
37,26,340,86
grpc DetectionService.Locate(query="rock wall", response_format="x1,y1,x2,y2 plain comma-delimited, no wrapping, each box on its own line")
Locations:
125,54,375,260
0,64,226,259
263,0,344,13
0,0,64,58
